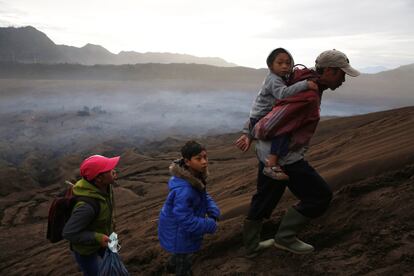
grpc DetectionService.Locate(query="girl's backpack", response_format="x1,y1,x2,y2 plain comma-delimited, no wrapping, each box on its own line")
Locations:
46,182,100,243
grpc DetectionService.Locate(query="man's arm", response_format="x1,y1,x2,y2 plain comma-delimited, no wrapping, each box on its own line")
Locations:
235,134,252,152
235,119,253,152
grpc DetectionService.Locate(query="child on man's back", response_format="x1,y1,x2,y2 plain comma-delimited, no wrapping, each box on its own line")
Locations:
248,48,318,180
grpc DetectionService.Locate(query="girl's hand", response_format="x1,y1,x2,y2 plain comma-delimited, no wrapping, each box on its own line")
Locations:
101,235,109,247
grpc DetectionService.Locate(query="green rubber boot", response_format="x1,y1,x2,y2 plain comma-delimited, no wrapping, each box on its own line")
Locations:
274,207,314,254
243,219,275,258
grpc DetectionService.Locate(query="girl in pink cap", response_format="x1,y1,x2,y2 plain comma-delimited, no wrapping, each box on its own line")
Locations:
63,155,120,276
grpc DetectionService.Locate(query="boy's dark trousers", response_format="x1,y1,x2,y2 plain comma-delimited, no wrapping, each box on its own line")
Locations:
166,253,192,276
247,160,332,220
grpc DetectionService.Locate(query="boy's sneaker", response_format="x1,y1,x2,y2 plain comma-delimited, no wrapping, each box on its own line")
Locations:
263,166,289,180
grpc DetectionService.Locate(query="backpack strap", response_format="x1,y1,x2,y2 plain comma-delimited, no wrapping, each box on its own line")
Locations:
293,63,307,70
287,66,319,85
75,196,101,218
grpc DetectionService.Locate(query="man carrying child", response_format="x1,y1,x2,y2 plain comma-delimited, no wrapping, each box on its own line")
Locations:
236,49,360,257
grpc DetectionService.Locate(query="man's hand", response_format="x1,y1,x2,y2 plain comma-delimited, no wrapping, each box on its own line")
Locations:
235,134,252,152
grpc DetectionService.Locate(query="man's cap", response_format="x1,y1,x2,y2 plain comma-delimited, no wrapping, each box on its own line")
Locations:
315,49,360,77
80,155,120,181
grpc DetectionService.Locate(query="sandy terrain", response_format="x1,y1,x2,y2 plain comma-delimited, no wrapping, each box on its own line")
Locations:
0,106,413,275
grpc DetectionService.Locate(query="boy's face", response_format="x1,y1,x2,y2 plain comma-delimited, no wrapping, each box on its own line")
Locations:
185,150,208,174
271,53,292,77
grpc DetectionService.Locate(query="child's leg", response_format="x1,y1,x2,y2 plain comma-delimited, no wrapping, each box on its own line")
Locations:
165,254,176,273
72,250,104,276
270,134,290,157
277,134,290,158
174,253,192,276
263,135,290,180
267,134,289,166
266,153,278,167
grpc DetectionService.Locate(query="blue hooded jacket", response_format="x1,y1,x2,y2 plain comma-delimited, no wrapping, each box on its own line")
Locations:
158,160,220,254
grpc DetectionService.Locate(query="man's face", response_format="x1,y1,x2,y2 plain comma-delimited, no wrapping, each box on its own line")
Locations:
322,67,346,90
185,150,208,174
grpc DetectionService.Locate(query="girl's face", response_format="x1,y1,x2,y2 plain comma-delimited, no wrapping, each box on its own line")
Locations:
270,53,292,77
94,169,117,188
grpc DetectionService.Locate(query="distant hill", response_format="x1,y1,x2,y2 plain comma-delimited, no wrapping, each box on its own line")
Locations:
0,62,267,93
1,60,413,106
358,65,389,74
0,26,237,67
322,63,414,107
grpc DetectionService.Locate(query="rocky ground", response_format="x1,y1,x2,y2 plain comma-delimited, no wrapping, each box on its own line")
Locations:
0,107,413,275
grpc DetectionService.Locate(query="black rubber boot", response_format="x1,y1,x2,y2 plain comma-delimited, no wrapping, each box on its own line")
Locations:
243,219,275,258
274,207,314,254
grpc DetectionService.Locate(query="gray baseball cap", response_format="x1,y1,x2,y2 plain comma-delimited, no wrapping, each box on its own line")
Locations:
315,49,360,77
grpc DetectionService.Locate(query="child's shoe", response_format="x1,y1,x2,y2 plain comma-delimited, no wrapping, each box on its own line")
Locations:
263,166,289,180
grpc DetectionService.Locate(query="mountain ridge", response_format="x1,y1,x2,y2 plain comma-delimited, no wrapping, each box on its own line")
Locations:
1,61,413,108
0,26,237,67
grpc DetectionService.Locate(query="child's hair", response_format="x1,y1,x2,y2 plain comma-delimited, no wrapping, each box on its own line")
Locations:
266,48,290,69
181,140,206,160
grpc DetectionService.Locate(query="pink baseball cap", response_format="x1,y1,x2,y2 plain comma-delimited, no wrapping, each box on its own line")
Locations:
80,155,120,181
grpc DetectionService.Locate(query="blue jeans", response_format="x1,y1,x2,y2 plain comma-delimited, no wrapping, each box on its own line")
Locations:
73,248,105,276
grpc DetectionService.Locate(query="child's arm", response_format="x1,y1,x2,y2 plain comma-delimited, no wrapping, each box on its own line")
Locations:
270,77,316,99
206,193,220,220
173,188,217,235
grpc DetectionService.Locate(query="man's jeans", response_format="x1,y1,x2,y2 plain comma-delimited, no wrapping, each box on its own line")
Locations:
247,160,332,220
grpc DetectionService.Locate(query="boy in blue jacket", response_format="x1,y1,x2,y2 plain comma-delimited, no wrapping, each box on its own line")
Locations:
158,140,220,276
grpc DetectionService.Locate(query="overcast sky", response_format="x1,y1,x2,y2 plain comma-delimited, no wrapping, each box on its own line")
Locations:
1,0,413,69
